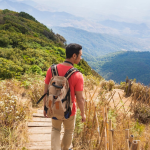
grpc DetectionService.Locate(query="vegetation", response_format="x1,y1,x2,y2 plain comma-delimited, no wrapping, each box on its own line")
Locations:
90,51,150,85
0,9,100,80
0,9,102,149
53,26,150,85
0,79,31,149
73,77,150,149
2,9,150,150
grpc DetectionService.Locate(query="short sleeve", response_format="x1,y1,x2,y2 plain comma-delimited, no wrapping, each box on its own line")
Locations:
45,67,52,84
74,72,84,91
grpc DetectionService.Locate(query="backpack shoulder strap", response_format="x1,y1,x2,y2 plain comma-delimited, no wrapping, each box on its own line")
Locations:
64,67,79,79
51,64,59,77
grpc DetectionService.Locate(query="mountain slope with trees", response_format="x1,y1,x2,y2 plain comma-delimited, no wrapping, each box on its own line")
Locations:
91,51,150,85
52,26,150,58
0,9,100,79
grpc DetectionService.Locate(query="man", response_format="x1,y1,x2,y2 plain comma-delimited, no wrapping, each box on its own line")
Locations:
43,43,86,150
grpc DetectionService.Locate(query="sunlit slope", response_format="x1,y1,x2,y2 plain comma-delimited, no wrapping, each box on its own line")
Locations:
0,9,101,79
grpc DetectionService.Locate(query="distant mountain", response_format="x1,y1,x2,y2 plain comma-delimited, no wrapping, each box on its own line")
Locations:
100,20,149,31
99,20,150,38
0,0,116,34
52,26,150,58
0,0,83,27
90,51,150,85
1,0,150,39
2,0,150,38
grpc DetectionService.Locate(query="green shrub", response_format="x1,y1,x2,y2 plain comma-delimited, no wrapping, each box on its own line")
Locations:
19,12,37,22
27,65,42,75
0,58,23,79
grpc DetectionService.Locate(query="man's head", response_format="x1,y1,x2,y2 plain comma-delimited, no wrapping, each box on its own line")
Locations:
66,43,82,64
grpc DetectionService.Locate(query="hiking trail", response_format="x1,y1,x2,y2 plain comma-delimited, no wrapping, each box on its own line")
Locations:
26,109,64,150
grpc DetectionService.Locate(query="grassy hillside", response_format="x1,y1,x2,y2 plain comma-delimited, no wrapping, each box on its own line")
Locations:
52,26,149,58
91,51,150,85
0,9,101,79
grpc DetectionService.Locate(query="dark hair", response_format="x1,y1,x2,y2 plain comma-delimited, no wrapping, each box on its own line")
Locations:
66,43,82,59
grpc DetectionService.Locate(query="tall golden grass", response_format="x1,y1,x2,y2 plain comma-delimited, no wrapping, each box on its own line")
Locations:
1,74,150,149
0,79,32,149
73,79,150,150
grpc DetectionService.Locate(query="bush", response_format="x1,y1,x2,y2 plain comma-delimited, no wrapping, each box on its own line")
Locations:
27,78,44,106
19,12,37,22
27,65,42,75
19,74,45,106
107,80,115,91
0,58,23,79
100,80,107,90
84,75,100,90
131,82,149,102
134,103,150,124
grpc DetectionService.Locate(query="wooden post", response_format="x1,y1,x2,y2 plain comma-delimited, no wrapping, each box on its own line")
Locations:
103,107,107,150
129,135,134,148
106,107,109,150
95,111,101,146
131,140,138,150
125,129,129,150
126,139,130,150
109,120,113,150
125,129,129,139
136,140,140,150
99,110,107,149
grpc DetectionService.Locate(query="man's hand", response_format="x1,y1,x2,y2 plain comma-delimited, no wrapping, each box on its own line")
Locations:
81,114,86,122
43,110,47,118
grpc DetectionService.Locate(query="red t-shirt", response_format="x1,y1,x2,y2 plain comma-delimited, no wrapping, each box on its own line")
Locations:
45,64,84,116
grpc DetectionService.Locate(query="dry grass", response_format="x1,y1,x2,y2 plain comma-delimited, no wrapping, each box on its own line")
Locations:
0,74,46,149
100,80,115,91
0,79,31,149
73,78,150,150
2,74,150,149
19,74,45,107
131,82,150,102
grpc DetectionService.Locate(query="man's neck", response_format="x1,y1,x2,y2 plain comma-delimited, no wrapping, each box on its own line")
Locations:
63,59,74,66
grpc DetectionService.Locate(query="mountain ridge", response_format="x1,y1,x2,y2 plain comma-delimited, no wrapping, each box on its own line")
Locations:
0,9,100,79
52,26,150,58
91,51,150,85
2,0,150,37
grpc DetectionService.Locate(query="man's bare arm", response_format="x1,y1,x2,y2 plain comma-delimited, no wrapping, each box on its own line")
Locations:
75,91,86,122
43,84,48,117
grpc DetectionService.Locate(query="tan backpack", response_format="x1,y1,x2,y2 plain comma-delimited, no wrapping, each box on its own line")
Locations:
37,64,78,120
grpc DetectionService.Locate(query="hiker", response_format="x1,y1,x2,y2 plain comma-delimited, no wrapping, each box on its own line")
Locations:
43,43,86,150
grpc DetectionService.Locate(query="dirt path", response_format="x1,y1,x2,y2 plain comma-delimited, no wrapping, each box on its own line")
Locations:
84,87,133,112
26,109,64,150
106,89,132,112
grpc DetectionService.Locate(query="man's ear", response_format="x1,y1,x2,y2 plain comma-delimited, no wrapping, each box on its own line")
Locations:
72,53,76,59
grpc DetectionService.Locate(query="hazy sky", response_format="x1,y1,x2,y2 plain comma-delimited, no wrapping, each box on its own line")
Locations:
13,0,150,23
